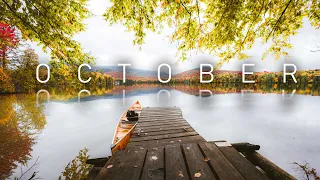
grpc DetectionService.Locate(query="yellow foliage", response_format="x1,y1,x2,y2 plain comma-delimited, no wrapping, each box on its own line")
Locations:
0,95,16,125
0,68,14,93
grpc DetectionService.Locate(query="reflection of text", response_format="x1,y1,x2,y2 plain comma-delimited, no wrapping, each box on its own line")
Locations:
36,88,298,106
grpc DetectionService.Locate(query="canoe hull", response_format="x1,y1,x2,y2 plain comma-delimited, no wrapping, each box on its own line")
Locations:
111,101,141,155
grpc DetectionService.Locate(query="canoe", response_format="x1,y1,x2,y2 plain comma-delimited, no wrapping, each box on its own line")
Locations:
110,100,142,155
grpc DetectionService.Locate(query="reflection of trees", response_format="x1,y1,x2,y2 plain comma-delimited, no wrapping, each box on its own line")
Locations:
170,83,320,96
15,94,46,132
45,85,116,101
59,148,92,180
0,122,33,179
0,95,15,125
0,94,46,179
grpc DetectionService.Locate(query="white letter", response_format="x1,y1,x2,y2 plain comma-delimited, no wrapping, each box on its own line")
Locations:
78,89,91,103
282,89,296,99
158,63,171,83
78,64,92,83
199,90,213,98
118,64,131,83
283,64,297,83
200,64,214,83
157,89,171,100
36,64,50,83
241,90,254,100
36,89,50,107
242,64,255,83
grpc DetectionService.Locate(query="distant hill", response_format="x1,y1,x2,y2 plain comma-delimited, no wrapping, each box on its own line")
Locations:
173,68,241,80
91,66,241,81
91,66,169,81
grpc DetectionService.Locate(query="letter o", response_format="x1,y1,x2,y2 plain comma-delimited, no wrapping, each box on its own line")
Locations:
36,64,50,83
158,63,171,83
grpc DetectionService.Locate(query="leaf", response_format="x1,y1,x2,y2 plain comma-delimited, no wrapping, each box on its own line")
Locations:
107,165,113,169
150,156,158,161
194,172,201,178
178,170,184,177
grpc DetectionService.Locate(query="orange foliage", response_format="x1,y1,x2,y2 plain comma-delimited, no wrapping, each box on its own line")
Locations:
0,124,33,179
0,68,14,93
0,95,16,125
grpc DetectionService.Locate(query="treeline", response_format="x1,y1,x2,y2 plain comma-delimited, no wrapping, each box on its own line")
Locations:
0,49,115,93
172,70,320,85
0,22,115,93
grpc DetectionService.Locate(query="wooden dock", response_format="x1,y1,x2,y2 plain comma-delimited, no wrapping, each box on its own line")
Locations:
89,107,295,180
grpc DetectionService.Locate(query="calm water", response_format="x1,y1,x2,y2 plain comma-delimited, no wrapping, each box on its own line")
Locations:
1,84,320,179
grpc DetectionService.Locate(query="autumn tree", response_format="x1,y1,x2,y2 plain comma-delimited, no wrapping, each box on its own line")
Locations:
0,0,94,67
0,22,19,69
10,48,40,92
0,67,14,92
104,0,320,68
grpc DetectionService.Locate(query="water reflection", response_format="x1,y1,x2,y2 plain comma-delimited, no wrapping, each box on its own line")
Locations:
0,94,46,179
0,83,319,179
32,83,320,103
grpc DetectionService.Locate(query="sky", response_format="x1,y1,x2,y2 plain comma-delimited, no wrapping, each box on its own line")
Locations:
31,0,320,74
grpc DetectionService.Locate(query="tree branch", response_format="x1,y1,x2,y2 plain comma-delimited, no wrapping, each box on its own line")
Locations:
17,156,41,180
266,0,293,41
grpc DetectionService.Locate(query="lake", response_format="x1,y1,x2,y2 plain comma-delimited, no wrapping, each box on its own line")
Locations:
1,84,320,179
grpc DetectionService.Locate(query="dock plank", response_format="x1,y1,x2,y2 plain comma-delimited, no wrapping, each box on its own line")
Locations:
219,146,270,180
136,123,191,130
165,144,189,180
86,166,102,180
141,147,165,180
198,142,245,180
134,126,192,134
182,143,217,180
135,121,188,128
127,135,205,149
132,127,194,137
131,131,199,142
138,118,185,123
113,149,147,180
95,151,125,180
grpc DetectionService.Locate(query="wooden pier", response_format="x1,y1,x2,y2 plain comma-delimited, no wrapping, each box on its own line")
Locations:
89,107,295,180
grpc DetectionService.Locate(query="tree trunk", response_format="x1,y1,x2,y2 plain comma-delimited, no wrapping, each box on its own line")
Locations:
1,47,7,69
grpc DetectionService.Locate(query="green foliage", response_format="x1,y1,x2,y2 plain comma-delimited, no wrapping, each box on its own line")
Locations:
104,0,320,68
59,148,93,180
0,0,94,66
10,48,39,92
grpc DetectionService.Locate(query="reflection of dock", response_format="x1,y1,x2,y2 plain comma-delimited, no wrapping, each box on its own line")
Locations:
89,107,295,180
